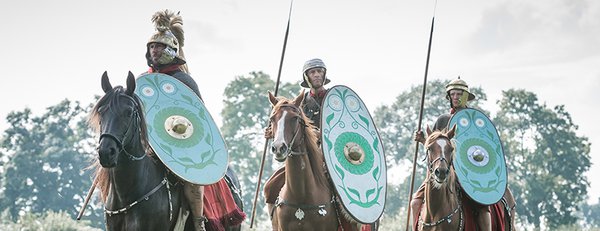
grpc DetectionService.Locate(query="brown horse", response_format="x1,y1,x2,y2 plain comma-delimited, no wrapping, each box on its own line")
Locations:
418,125,516,231
265,91,373,231
265,91,338,231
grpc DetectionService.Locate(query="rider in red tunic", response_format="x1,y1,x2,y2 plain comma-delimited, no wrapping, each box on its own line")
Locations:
144,10,245,231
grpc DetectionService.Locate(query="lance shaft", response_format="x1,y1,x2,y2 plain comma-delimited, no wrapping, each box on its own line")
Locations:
249,0,294,228
405,15,435,231
77,176,98,220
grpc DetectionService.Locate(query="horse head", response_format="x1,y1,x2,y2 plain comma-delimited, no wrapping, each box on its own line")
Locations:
267,90,308,162
91,71,147,168
424,124,457,187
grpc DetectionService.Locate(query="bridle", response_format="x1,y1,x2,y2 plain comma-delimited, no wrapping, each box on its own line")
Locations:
271,104,308,158
425,136,453,175
419,134,463,230
99,94,173,219
99,94,146,161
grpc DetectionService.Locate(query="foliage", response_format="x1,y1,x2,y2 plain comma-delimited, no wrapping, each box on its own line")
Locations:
494,89,591,229
0,99,104,228
0,210,101,231
220,71,301,222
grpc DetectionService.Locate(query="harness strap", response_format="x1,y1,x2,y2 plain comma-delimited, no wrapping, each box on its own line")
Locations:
105,177,168,216
501,197,516,231
270,196,334,219
418,193,463,229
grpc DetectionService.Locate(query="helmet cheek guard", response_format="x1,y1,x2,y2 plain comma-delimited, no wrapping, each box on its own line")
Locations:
300,58,330,88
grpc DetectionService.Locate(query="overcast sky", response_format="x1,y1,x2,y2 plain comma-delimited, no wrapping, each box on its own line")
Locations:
1,0,599,203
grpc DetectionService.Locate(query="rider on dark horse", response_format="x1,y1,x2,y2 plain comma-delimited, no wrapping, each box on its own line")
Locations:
412,77,492,230
144,9,245,231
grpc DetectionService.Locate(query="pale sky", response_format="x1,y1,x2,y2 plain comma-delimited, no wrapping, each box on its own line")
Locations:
1,0,599,203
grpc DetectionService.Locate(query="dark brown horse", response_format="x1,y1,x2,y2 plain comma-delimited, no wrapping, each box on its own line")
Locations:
265,91,371,231
89,72,243,231
418,125,516,231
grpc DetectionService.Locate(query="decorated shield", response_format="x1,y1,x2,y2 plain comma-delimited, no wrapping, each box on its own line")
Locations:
321,85,386,224
448,108,507,205
135,73,228,185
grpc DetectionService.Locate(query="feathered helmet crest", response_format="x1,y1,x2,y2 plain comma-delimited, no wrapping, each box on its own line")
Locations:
146,9,188,72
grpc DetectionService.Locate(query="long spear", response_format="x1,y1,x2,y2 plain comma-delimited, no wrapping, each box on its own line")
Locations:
249,0,294,227
76,176,98,220
404,1,438,230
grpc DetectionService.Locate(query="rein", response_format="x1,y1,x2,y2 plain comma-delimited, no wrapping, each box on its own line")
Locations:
283,117,307,158
272,104,309,158
99,95,146,161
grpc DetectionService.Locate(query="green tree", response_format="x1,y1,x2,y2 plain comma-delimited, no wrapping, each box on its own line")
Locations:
220,71,300,222
494,89,591,229
372,79,486,216
0,99,103,227
0,210,101,231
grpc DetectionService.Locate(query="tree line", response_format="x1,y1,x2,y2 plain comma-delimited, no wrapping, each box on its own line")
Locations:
0,71,596,230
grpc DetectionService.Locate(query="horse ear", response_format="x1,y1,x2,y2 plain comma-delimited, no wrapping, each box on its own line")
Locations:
101,71,112,93
447,124,457,139
268,91,278,106
125,71,136,96
426,125,433,137
293,89,305,107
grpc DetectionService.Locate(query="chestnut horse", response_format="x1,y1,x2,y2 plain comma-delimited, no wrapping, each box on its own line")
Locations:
265,91,373,231
417,125,516,231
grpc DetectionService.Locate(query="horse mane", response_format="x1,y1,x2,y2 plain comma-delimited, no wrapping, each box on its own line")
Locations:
87,86,153,202
271,98,328,187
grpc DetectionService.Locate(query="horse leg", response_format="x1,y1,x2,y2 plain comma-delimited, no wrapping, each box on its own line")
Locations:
184,182,207,231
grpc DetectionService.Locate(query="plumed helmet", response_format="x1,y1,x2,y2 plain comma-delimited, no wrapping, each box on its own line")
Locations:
146,10,189,72
445,76,476,101
301,58,331,88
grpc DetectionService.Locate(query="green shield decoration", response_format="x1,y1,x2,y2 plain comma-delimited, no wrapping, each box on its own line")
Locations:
449,108,507,205
135,73,228,185
321,85,386,223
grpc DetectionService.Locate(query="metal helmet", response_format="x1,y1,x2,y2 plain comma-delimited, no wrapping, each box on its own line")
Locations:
445,76,476,101
145,10,187,66
301,58,331,88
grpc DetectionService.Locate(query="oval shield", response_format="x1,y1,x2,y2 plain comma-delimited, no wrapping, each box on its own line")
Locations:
321,85,386,224
448,108,507,205
135,73,228,185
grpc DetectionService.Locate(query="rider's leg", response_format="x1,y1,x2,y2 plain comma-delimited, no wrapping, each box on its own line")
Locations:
476,206,492,231
411,183,426,230
411,198,423,229
184,182,206,231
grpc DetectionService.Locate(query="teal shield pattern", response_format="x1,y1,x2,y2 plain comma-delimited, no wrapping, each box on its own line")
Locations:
321,85,386,223
135,73,228,185
449,108,507,205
